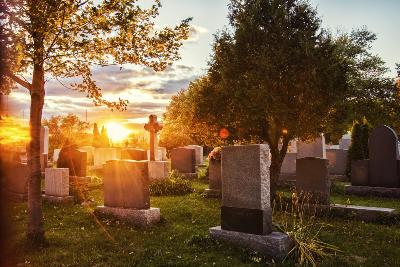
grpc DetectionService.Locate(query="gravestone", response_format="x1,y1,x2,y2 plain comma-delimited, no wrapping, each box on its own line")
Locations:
209,144,292,261
144,115,163,161
4,162,29,201
95,160,160,227
93,148,117,167
297,134,326,159
281,152,297,175
159,147,168,160
53,148,61,162
170,147,196,178
326,148,348,175
121,148,147,161
40,126,49,155
339,133,351,150
296,157,330,204
78,146,95,165
369,125,400,188
205,159,222,198
185,145,203,165
57,146,87,177
351,160,369,186
148,161,169,181
43,168,74,203
147,149,162,161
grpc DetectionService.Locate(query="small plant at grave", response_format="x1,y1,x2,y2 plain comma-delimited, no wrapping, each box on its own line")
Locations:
69,177,90,204
273,192,341,267
208,146,222,161
149,170,194,196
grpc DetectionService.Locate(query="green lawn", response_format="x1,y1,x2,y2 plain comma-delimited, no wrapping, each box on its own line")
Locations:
7,176,400,266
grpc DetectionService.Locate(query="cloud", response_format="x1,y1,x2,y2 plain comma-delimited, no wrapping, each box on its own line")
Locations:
186,25,209,43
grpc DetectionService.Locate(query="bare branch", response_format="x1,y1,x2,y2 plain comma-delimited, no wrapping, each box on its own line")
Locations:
6,70,32,91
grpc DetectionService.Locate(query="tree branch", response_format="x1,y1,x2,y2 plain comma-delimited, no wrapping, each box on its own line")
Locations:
6,70,32,91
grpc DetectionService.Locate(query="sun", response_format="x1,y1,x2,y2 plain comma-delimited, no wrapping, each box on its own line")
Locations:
104,122,131,142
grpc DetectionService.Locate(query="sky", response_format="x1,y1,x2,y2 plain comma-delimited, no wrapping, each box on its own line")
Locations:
6,0,400,133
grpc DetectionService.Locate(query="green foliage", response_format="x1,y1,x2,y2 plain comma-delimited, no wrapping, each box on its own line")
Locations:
42,114,91,158
346,121,371,175
149,171,194,196
273,192,341,266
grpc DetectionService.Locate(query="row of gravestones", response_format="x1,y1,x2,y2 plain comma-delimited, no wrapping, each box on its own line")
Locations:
280,134,351,178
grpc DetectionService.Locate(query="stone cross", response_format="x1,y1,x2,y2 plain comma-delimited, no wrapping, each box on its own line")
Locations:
144,115,163,161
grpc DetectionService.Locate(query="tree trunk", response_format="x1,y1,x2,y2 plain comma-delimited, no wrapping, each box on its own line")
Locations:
269,136,290,201
27,60,46,245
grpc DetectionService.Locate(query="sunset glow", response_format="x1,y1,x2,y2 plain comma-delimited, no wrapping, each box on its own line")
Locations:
104,122,131,141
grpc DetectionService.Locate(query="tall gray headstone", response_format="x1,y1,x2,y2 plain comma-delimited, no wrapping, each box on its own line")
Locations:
221,144,271,235
369,125,400,188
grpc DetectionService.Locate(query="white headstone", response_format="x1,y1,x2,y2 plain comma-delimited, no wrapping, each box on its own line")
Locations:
147,149,162,161
79,146,95,165
297,134,326,159
40,126,49,155
45,168,69,197
339,133,351,150
53,148,61,162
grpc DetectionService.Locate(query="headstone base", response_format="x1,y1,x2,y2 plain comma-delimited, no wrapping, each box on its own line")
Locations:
345,185,400,198
42,194,74,204
209,226,292,261
204,189,221,198
94,206,160,228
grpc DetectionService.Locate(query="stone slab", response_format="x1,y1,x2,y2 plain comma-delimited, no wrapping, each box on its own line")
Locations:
326,148,348,175
209,226,292,261
184,145,204,165
94,206,160,228
121,148,147,160
208,159,221,190
345,185,400,198
171,147,196,174
351,160,369,186
93,148,117,168
281,152,296,175
42,194,74,205
204,189,221,198
297,135,326,159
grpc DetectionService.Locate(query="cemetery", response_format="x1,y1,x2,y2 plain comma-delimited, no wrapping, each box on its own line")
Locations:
1,0,400,266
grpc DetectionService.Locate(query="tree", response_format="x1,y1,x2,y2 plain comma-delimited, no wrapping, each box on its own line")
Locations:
186,0,350,196
100,126,110,147
42,113,91,157
1,0,190,244
92,123,101,148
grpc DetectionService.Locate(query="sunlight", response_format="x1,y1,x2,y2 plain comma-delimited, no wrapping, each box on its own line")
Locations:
104,122,131,142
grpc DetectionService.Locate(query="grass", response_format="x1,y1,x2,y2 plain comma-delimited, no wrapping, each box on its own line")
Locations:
6,173,400,266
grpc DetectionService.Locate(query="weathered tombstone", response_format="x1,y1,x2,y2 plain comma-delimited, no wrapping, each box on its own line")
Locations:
78,146,95,165
43,168,74,203
159,147,168,160
369,125,400,188
4,162,29,201
53,148,61,162
351,160,369,186
184,145,204,165
93,148,117,167
40,126,49,155
297,134,326,159
144,115,163,161
121,148,147,160
170,147,196,178
296,157,330,204
209,144,292,261
205,159,222,198
95,160,160,227
326,148,348,175
57,146,87,177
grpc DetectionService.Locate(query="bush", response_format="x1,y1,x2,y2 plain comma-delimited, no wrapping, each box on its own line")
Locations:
273,192,341,266
150,171,194,196
346,121,371,175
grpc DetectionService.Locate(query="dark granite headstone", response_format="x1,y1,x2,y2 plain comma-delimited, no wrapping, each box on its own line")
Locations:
57,146,87,177
170,147,196,174
369,125,400,188
296,157,330,204
121,148,147,161
221,144,271,235
209,159,221,190
5,162,29,195
103,160,150,209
